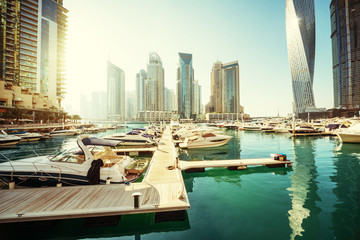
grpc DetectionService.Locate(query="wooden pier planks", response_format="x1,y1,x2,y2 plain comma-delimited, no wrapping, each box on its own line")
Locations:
0,128,190,223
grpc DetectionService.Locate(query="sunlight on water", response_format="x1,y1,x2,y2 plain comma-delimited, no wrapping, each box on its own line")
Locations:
1,127,360,239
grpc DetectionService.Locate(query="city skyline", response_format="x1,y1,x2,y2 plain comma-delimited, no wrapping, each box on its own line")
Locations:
63,0,332,117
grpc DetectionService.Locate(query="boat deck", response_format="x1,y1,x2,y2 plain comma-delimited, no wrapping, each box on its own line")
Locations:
0,128,190,223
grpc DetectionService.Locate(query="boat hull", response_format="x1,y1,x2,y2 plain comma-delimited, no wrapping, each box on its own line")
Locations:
337,133,360,143
179,138,231,149
0,171,140,187
0,139,20,146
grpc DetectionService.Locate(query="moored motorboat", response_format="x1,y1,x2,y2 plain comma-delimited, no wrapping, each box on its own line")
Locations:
49,128,80,136
0,131,21,146
288,125,320,134
103,130,157,147
0,137,144,187
9,131,43,142
336,123,360,143
179,131,232,149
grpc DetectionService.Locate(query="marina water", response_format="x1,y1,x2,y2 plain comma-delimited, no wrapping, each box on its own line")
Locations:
1,125,359,239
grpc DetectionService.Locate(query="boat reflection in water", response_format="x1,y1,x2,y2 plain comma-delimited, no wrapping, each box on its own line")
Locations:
332,142,360,240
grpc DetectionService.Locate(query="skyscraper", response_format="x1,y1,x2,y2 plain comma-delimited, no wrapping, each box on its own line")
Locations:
330,0,360,109
107,61,125,121
136,69,147,113
222,61,240,113
147,52,164,111
177,52,194,119
206,60,240,114
0,0,68,107
285,0,316,113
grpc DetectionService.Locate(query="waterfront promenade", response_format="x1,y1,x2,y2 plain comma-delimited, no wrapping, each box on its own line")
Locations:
0,128,190,223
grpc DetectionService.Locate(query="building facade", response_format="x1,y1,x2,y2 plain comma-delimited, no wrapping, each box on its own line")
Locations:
107,61,125,121
177,52,194,119
285,0,316,114
330,0,360,109
0,0,68,108
206,60,241,115
146,52,164,111
165,87,177,112
136,69,146,113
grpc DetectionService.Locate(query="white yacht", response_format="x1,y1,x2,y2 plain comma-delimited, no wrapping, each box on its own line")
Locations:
103,130,157,147
288,125,320,134
243,125,262,131
49,127,80,136
273,125,292,133
9,131,43,142
0,137,144,187
336,123,360,143
0,131,21,146
179,131,232,149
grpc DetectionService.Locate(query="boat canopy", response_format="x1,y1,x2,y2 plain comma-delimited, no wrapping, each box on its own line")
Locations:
81,137,120,147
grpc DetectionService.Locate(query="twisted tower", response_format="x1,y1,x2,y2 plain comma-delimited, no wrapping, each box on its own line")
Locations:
286,0,316,113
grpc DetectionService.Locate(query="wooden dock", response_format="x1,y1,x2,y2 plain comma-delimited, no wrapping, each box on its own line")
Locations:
0,128,190,224
179,158,292,172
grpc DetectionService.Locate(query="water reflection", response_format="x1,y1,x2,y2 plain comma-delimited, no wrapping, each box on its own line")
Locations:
2,213,190,240
184,167,292,192
332,143,360,240
288,138,320,240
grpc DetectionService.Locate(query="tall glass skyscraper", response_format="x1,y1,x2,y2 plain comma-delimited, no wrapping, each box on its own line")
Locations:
136,69,147,113
206,60,240,114
107,61,125,121
330,0,360,109
285,0,316,113
0,0,68,107
146,52,164,111
177,52,194,119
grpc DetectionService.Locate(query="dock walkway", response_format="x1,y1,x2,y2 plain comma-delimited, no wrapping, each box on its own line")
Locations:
0,128,190,223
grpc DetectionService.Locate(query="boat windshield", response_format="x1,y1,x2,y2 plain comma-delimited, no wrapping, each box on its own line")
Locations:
49,148,85,164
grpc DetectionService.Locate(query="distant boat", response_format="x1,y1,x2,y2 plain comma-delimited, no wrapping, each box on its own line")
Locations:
179,131,232,149
49,128,79,136
288,125,320,134
103,130,157,147
0,130,21,146
8,131,43,142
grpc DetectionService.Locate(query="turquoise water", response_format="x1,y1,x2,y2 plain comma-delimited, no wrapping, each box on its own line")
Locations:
1,127,360,239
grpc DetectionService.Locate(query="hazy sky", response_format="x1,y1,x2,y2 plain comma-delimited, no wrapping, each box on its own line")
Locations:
63,0,332,117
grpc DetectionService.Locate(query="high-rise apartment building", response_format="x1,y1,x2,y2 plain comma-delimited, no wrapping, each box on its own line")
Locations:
0,0,68,107
206,60,240,114
192,79,202,115
330,0,360,109
146,52,164,111
177,52,194,119
107,61,125,121
136,69,147,113
285,0,316,114
165,87,177,112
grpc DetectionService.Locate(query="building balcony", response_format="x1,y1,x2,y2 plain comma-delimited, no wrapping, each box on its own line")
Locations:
21,1,38,12
20,11,38,21
27,0,39,6
21,16,38,27
21,6,38,17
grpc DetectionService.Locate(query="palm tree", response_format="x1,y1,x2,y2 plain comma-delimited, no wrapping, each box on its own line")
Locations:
72,114,81,123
